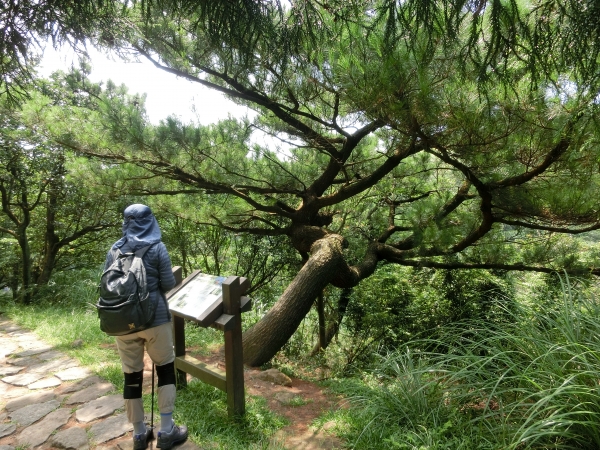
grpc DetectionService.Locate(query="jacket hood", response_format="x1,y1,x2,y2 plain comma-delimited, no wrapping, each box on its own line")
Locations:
113,204,162,251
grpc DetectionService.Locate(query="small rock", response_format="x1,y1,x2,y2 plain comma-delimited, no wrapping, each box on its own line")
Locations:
274,392,298,404
255,368,293,387
71,339,84,348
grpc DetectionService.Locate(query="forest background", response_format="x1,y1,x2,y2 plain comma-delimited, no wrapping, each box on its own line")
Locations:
3,1,600,448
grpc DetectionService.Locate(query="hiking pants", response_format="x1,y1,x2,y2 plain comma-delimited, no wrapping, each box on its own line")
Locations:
115,322,177,424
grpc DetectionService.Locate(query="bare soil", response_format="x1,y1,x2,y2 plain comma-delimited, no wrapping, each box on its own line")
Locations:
145,347,346,449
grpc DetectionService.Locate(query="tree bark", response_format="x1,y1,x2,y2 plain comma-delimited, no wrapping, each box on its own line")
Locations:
311,288,351,355
242,234,348,366
17,227,32,304
316,291,326,352
36,192,60,287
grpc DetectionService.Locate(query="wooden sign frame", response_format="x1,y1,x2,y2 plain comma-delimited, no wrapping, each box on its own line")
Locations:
166,267,251,417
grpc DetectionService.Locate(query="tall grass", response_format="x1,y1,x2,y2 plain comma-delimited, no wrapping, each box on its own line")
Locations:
327,276,600,449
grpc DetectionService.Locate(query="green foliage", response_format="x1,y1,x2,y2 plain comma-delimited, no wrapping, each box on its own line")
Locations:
338,265,515,366
326,275,600,449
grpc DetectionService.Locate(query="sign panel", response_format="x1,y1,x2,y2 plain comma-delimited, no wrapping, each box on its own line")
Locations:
168,272,226,320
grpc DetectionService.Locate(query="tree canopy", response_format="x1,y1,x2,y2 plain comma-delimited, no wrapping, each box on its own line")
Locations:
4,0,600,364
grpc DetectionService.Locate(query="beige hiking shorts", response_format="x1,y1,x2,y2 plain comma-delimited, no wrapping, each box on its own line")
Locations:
115,322,175,373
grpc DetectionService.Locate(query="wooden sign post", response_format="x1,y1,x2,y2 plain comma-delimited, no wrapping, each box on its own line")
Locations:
167,267,251,417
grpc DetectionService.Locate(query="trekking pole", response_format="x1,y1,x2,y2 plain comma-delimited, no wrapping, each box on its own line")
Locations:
151,363,155,442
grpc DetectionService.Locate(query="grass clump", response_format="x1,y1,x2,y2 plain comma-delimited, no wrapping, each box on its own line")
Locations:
173,380,287,449
326,276,600,449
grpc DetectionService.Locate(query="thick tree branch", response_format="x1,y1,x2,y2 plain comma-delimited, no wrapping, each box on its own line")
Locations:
393,259,599,276
56,223,117,248
132,44,341,156
318,139,422,208
496,218,600,234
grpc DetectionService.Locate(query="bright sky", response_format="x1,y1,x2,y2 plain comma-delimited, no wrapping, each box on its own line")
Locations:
38,44,253,125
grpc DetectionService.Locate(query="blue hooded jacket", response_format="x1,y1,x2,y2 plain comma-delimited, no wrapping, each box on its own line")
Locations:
104,204,176,328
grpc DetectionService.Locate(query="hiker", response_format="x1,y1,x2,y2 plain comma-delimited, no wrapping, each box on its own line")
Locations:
103,204,188,450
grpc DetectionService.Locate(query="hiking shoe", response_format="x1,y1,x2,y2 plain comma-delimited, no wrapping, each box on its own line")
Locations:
157,424,188,450
133,427,154,450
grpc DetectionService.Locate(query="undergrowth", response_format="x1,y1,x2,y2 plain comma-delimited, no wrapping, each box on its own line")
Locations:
324,276,600,449
4,269,600,449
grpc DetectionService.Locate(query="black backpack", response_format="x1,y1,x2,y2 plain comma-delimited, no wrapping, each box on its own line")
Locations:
96,245,156,336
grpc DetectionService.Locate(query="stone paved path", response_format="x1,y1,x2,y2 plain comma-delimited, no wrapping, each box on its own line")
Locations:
0,316,199,450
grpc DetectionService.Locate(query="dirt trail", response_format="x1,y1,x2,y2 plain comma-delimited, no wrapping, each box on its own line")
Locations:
173,349,344,449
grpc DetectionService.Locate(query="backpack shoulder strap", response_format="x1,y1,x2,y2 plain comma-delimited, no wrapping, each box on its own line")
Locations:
134,244,153,258
109,247,123,262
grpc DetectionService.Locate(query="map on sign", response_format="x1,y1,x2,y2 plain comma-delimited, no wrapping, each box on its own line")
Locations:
168,272,226,319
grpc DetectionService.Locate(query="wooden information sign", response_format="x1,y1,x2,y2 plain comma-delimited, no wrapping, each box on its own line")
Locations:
166,267,251,417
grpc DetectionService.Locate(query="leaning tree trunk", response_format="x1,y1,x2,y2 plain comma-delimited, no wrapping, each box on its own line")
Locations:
242,234,349,366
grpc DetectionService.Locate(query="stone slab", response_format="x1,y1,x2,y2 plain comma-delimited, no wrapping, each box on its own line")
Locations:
56,366,91,381
5,390,55,412
0,445,15,450
8,399,60,427
56,375,105,395
0,383,28,399
37,349,66,361
16,408,72,447
50,426,90,450
29,357,79,374
5,356,38,366
89,413,132,444
12,345,53,357
1,371,44,386
0,423,16,439
0,363,23,376
0,342,18,359
76,395,124,423
0,325,21,334
29,376,62,389
66,382,115,405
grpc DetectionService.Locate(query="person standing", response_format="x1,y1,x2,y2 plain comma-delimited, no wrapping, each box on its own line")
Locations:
103,204,188,450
